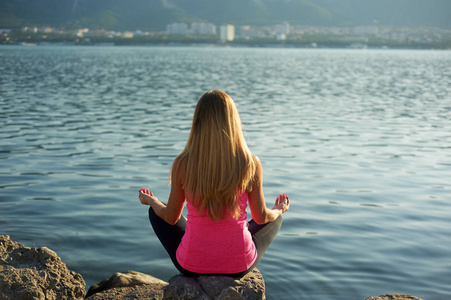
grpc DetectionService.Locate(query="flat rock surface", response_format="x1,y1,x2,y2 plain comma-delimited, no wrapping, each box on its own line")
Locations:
86,270,168,298
0,235,85,300
86,283,168,300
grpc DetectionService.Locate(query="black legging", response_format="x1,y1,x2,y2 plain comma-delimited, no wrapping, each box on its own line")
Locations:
148,206,282,277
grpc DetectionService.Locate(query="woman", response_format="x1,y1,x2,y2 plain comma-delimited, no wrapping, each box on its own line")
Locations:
139,90,289,277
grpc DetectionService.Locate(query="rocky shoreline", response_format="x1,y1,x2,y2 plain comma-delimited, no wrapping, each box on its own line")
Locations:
0,235,424,300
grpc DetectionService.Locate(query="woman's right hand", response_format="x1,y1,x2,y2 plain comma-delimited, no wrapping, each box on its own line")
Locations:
139,188,155,205
272,194,290,213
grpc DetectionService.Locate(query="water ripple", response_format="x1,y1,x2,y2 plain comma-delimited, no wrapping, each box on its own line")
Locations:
1,46,450,299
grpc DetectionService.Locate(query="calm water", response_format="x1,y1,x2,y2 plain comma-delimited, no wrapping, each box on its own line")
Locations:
1,46,450,299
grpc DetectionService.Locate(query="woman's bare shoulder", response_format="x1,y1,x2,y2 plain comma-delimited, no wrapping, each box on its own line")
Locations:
253,155,262,175
172,154,188,184
245,155,262,193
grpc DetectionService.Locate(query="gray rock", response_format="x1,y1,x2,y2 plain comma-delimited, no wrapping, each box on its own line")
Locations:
365,295,424,300
163,269,265,300
86,283,168,300
0,235,86,300
164,275,210,300
86,270,167,298
197,275,237,298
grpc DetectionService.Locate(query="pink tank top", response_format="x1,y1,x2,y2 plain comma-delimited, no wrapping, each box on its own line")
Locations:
176,191,257,274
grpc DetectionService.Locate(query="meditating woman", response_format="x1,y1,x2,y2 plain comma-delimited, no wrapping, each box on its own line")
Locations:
139,90,290,277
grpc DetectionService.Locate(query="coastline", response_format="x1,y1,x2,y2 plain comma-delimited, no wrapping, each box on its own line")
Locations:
2,41,450,50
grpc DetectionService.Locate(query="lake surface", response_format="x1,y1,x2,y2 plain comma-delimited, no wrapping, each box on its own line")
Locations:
1,46,450,299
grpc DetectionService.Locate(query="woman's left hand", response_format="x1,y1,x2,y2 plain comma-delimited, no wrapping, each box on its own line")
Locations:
272,194,290,214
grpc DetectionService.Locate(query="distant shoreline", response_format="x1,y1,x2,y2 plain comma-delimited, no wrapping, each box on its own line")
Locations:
2,41,450,51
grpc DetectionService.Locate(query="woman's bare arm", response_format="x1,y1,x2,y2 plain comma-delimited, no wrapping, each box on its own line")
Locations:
139,157,186,225
248,158,290,225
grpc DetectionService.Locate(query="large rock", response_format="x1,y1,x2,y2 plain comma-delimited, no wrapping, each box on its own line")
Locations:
365,295,424,300
86,270,168,299
86,284,168,300
87,268,265,300
165,269,265,300
0,235,85,300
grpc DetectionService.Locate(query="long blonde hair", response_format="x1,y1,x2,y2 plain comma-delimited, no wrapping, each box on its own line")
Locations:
171,90,257,221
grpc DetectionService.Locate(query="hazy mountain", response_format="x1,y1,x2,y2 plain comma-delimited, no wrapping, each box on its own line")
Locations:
0,0,183,30
316,0,451,28
1,0,450,30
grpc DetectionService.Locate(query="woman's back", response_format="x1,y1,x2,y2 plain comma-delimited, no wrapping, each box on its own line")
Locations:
172,90,257,221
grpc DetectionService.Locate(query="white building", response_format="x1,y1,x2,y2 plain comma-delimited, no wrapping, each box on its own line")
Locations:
22,27,38,33
134,30,147,36
167,23,188,35
220,24,235,42
75,28,89,37
191,23,216,35
122,32,134,38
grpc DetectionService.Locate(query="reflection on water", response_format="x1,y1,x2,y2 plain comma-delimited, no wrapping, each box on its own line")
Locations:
1,46,450,299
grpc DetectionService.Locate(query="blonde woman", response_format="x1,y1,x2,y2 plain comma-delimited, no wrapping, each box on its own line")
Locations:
139,90,290,277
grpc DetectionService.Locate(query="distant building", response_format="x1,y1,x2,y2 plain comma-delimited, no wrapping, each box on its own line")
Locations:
275,22,290,35
276,33,286,41
134,30,147,36
85,30,117,38
220,24,235,42
122,32,134,38
22,27,38,33
390,31,407,42
191,23,216,35
106,31,119,38
239,26,257,38
75,28,89,37
167,23,188,35
353,26,379,36
38,27,54,33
